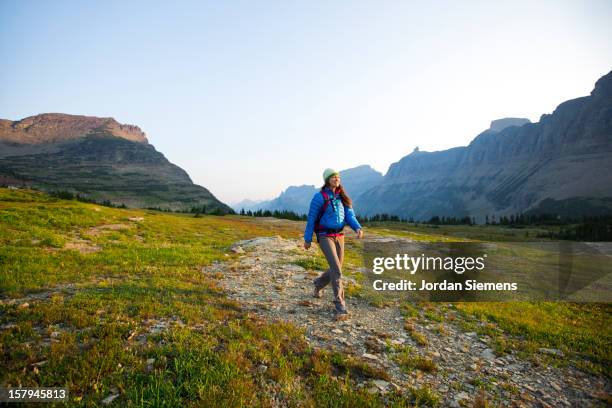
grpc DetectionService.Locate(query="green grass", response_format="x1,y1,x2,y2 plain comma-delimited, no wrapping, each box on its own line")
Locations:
365,221,551,242
455,301,612,377
363,223,612,378
395,298,611,377
1,188,610,406
407,385,440,407
393,345,437,373
0,188,420,406
292,256,328,271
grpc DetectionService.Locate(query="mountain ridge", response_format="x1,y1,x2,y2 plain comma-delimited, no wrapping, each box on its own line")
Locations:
356,70,612,220
233,165,384,214
0,116,231,213
0,113,148,145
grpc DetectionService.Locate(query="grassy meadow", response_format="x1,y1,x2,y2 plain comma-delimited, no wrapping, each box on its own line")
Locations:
0,188,419,406
0,188,610,406
364,223,611,378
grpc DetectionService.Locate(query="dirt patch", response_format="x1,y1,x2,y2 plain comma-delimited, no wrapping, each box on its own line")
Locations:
64,239,101,253
0,283,77,305
86,223,131,236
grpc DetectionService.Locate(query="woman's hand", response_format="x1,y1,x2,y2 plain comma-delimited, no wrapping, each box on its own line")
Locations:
357,229,364,239
303,241,311,250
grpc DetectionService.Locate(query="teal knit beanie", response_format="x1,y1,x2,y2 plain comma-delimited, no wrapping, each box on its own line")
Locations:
323,168,339,182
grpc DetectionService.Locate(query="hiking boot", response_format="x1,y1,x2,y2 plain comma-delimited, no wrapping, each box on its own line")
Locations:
313,281,322,298
334,302,349,316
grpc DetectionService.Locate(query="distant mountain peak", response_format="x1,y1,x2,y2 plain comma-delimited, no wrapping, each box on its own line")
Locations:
284,184,316,193
0,113,148,145
340,164,384,177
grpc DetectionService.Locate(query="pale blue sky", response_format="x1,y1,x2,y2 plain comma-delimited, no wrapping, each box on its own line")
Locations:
1,0,611,204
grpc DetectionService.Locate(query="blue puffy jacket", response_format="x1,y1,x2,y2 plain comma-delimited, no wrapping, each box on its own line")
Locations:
303,187,362,243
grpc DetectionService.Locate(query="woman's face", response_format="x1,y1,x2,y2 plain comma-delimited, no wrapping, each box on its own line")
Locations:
328,174,340,188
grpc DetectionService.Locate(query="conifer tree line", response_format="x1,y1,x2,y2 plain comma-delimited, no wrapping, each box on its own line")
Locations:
238,208,612,241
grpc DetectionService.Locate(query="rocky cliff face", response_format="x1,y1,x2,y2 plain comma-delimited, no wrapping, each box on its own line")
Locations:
0,113,148,144
488,118,531,133
357,70,612,220
0,114,231,213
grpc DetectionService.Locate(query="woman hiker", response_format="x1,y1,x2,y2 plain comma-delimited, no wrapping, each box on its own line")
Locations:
303,168,364,318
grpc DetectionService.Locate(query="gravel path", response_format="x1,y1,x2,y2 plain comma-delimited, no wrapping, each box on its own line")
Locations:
206,235,610,407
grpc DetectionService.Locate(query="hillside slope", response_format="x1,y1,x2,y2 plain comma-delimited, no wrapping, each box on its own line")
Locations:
0,113,231,213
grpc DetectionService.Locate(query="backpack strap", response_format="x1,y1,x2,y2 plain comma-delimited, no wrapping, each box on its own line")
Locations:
314,190,332,233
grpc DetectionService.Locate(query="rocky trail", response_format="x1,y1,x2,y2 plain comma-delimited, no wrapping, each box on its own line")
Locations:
206,235,609,407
